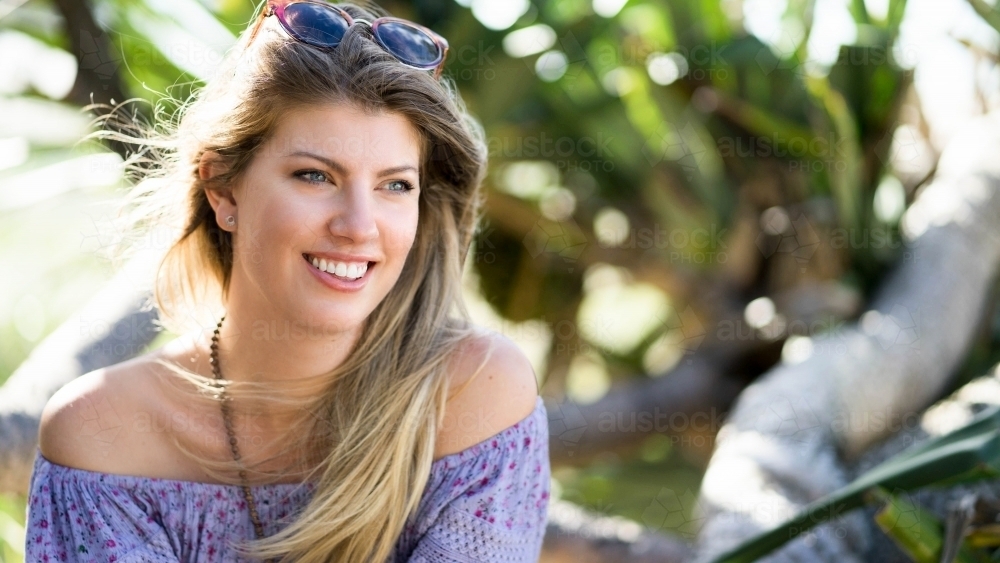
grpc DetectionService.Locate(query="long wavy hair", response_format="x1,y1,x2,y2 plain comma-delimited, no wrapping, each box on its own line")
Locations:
90,1,490,561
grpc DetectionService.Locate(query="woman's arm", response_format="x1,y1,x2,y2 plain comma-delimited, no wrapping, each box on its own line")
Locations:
401,396,550,562
397,329,550,563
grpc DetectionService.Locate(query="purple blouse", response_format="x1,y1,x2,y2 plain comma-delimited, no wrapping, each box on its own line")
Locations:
25,396,550,562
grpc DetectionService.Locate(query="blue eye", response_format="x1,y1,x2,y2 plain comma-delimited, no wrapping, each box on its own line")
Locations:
295,169,329,184
386,180,415,193
295,169,414,193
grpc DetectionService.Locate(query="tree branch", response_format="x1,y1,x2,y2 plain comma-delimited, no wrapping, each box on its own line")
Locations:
694,112,1000,562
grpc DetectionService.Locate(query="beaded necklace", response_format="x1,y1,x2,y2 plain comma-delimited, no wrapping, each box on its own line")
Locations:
209,314,272,560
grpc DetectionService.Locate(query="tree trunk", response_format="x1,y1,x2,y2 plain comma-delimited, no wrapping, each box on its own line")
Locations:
693,112,1000,562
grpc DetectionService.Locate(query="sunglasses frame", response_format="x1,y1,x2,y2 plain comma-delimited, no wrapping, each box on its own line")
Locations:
262,0,450,79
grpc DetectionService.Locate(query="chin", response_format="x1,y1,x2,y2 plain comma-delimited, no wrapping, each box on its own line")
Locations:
297,306,369,334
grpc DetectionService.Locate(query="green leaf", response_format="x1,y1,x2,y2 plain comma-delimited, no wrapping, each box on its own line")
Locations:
873,488,986,563
708,407,1000,563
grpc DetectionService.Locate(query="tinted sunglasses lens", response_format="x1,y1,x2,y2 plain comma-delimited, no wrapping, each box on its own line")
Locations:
282,3,349,47
375,21,441,67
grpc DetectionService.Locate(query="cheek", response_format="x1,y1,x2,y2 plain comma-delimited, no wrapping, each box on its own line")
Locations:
383,207,420,260
379,216,417,268
404,207,421,251
405,213,420,247
241,191,305,254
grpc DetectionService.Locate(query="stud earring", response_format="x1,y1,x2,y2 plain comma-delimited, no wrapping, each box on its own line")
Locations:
225,215,236,227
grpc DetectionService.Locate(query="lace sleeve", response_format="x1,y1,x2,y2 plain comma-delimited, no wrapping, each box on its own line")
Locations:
395,396,551,563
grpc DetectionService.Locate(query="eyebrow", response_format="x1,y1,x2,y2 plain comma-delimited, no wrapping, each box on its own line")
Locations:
288,150,418,177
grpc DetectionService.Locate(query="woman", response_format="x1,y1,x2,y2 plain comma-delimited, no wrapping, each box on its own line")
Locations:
25,1,550,562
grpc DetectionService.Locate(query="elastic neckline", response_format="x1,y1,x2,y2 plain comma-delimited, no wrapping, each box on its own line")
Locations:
36,396,545,490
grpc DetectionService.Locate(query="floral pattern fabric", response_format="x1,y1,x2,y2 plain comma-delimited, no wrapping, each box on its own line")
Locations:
26,396,550,563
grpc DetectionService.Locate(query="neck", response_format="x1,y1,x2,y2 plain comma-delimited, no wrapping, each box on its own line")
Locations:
204,305,363,426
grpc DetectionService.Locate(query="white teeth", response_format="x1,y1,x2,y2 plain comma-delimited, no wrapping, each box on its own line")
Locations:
308,255,368,280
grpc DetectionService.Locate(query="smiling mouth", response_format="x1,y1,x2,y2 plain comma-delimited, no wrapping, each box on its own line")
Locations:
303,253,375,281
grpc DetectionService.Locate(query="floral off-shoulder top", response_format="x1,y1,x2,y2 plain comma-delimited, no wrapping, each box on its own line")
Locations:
25,396,550,562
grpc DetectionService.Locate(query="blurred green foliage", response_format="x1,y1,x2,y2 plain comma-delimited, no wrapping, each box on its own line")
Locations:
3,0,997,559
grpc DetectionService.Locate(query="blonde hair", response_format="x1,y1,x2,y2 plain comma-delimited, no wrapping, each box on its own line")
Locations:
90,2,492,561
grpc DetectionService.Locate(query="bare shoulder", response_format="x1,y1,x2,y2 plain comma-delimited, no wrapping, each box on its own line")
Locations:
37,346,183,475
433,328,540,460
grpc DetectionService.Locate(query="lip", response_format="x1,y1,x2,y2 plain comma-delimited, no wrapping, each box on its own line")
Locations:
303,253,375,292
306,251,379,263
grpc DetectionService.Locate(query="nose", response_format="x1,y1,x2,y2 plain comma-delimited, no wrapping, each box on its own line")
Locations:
327,182,379,244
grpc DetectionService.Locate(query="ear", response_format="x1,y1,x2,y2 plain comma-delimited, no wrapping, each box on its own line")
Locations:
199,150,238,232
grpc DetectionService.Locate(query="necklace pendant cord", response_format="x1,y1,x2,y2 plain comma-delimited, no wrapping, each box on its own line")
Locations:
211,315,274,561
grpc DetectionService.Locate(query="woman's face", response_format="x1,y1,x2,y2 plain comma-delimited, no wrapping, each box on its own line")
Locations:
205,103,422,335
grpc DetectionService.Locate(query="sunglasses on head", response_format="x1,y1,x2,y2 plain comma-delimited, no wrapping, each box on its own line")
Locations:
259,0,450,79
